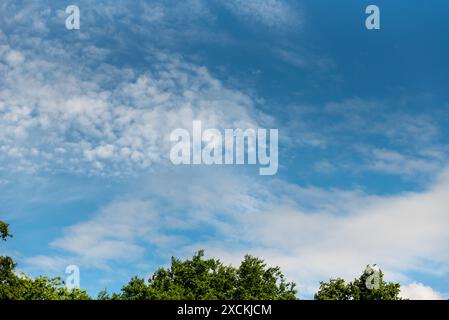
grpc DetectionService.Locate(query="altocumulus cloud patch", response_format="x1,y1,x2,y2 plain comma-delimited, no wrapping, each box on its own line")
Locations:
0,45,264,176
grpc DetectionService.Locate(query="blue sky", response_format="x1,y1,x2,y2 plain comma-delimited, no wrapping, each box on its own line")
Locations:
1,0,449,299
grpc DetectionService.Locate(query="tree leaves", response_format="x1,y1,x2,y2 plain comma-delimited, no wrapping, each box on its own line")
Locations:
0,220,90,300
0,220,12,241
102,250,297,300
315,265,402,300
1,220,404,300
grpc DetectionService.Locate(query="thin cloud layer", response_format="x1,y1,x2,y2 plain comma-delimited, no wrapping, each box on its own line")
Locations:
29,168,449,298
223,0,300,29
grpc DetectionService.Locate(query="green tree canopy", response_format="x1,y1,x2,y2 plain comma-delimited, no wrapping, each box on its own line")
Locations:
315,265,402,300
100,250,297,300
2,219,405,300
0,219,90,300
0,220,12,241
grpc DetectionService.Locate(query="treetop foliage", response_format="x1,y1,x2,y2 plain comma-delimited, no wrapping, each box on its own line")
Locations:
0,220,12,241
1,219,404,300
1,219,89,300
100,250,297,300
314,265,402,300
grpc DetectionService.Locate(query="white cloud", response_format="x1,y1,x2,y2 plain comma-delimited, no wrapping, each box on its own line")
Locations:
368,148,442,177
23,255,72,273
50,200,184,263
223,0,300,29
0,42,262,175
29,167,449,297
313,160,336,173
276,48,336,73
4,49,25,67
282,97,449,178
400,282,445,300
0,0,268,176
218,170,449,296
